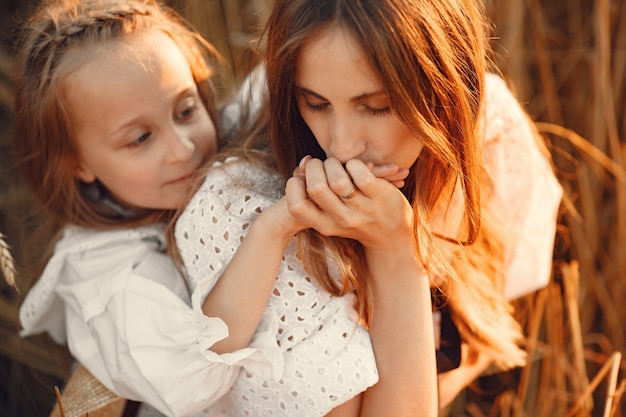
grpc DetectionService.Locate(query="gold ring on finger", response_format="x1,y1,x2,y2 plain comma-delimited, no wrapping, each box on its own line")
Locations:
340,187,358,201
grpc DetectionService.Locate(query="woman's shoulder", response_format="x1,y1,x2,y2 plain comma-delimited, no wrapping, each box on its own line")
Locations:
481,75,563,300
481,73,555,164
482,73,533,143
481,72,558,187
484,72,513,99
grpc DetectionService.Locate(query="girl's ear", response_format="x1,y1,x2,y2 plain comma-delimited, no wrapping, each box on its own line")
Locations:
75,163,96,183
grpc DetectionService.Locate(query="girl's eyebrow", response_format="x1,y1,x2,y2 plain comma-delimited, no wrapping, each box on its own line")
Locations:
295,85,386,102
108,116,142,139
107,87,196,138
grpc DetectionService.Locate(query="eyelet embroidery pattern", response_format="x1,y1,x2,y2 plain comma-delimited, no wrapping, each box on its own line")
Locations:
175,161,378,416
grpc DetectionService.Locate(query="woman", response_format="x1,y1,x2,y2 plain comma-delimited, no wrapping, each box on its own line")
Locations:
255,0,561,408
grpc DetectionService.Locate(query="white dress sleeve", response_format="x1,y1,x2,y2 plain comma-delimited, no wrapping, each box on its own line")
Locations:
482,74,563,300
19,225,271,417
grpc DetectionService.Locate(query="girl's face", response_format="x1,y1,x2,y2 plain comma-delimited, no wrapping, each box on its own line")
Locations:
66,30,217,210
295,25,424,168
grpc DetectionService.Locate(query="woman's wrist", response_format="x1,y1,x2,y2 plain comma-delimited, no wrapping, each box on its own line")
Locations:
365,245,427,285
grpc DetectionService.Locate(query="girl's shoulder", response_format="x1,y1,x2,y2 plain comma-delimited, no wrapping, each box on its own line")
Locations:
56,223,166,255
20,224,171,343
194,157,284,203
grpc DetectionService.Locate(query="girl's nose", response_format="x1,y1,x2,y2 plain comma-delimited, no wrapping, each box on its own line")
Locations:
165,126,195,162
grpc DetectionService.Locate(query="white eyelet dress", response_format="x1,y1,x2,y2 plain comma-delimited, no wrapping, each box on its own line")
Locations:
174,159,378,417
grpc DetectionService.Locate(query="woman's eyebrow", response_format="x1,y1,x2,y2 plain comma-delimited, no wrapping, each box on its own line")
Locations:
295,86,326,101
352,91,387,103
295,85,386,102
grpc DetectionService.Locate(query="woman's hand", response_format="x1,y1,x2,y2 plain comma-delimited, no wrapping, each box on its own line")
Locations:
288,156,438,416
291,155,409,189
285,156,414,254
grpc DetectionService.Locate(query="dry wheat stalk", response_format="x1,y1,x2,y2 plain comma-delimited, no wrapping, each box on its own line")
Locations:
54,386,67,417
0,232,16,289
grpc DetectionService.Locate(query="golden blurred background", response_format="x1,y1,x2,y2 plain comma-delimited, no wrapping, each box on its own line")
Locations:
0,0,624,416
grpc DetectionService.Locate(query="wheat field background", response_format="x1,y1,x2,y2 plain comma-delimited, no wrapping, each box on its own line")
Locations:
0,0,624,416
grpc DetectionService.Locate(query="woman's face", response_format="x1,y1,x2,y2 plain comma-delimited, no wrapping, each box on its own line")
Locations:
295,25,424,168
66,30,217,210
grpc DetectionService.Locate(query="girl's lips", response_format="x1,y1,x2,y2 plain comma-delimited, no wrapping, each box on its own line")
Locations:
167,171,196,185
167,159,204,185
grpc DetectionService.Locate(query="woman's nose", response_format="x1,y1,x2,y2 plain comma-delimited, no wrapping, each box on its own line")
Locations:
328,114,365,162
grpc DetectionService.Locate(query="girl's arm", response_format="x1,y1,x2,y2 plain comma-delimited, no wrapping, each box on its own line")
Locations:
199,196,303,353
32,226,261,417
176,163,308,355
194,160,408,355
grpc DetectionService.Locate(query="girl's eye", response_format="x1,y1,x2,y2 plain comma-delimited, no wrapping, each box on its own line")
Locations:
129,132,151,148
304,101,329,113
176,102,198,120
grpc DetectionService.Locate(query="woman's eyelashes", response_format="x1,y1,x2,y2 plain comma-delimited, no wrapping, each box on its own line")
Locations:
362,105,391,116
303,100,329,113
302,98,391,116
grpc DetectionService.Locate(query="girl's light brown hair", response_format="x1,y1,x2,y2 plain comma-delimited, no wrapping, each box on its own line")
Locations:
260,0,525,368
13,0,222,231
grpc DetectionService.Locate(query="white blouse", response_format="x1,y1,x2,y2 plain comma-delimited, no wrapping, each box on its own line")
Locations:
482,74,562,300
19,225,276,417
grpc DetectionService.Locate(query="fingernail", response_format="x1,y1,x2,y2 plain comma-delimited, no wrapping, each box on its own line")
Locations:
299,155,311,169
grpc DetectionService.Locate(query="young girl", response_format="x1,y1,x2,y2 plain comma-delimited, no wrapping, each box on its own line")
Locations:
14,1,434,416
13,1,331,416
175,0,562,413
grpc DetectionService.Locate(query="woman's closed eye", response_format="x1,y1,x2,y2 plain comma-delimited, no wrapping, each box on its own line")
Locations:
303,100,329,113
303,101,391,116
361,104,391,116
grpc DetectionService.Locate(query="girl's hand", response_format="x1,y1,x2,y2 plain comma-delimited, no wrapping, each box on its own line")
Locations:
286,156,415,254
261,195,309,241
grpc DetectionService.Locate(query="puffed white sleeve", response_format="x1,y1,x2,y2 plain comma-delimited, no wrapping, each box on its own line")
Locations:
482,74,563,300
42,227,272,417
18,221,279,417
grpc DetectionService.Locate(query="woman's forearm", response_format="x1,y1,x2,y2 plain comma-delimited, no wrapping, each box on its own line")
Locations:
360,250,438,417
